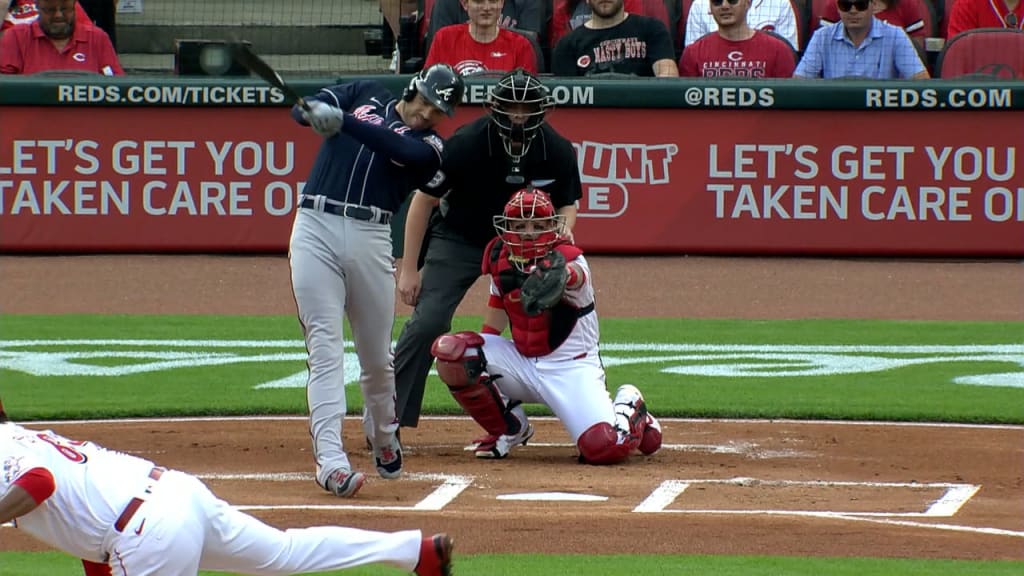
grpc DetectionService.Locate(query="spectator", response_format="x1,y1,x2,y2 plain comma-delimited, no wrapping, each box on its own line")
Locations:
680,0,796,77
2,0,92,33
685,0,799,49
0,0,122,75
425,0,539,75
819,0,929,48
552,0,678,76
947,0,1023,37
794,0,929,79
77,0,115,50
426,0,545,49
549,0,672,48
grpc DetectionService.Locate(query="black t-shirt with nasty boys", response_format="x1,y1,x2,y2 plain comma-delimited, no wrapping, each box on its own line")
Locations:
552,14,675,77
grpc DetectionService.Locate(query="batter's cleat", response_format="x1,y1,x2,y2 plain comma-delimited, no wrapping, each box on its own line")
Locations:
415,533,454,576
374,434,403,479
474,423,535,459
639,413,663,455
324,468,366,498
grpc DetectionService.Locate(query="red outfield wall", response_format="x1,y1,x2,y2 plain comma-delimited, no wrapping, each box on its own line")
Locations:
1,106,1021,255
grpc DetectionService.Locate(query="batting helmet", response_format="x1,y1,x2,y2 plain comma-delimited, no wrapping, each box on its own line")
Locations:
403,63,465,117
494,188,564,270
488,68,554,161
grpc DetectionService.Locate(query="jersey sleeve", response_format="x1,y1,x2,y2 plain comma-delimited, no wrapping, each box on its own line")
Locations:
421,127,472,197
0,27,24,74
547,134,583,207
514,35,539,74
684,0,712,46
945,0,976,38
646,17,677,63
423,26,452,69
551,36,579,76
678,42,700,76
93,28,124,76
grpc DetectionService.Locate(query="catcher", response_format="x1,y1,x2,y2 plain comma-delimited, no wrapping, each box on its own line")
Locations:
430,189,662,463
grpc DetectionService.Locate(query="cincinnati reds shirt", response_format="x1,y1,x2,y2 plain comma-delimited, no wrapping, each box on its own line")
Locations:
424,24,538,76
947,0,1024,37
0,422,158,562
0,21,122,75
552,15,676,77
679,31,796,78
685,0,799,49
819,0,929,37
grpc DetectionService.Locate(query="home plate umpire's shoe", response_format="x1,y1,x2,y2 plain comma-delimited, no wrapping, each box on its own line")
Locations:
415,533,454,576
374,433,403,479
323,468,366,498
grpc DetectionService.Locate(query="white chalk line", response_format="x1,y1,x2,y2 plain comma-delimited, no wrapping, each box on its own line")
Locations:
633,478,1020,538
27,415,1024,431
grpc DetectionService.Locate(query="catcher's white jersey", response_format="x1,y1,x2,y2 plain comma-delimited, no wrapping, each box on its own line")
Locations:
0,422,156,562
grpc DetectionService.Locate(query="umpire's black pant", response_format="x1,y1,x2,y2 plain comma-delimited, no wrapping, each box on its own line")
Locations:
393,220,486,427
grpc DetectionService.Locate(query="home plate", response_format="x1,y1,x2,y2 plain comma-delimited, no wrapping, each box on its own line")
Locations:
496,492,608,502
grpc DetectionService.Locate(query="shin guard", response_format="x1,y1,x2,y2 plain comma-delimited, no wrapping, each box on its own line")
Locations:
431,332,522,437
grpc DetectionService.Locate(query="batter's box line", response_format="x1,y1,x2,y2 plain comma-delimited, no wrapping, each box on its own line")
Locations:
197,472,473,512
634,478,1023,539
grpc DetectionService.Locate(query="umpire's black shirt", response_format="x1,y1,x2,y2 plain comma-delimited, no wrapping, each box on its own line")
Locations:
421,116,583,247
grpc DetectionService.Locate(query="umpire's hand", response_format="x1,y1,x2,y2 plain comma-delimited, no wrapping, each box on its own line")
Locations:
397,265,421,306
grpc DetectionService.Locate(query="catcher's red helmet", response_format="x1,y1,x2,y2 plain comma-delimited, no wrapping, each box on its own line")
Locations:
493,188,564,270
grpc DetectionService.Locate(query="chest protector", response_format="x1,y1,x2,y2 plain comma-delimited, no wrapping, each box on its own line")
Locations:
483,239,594,357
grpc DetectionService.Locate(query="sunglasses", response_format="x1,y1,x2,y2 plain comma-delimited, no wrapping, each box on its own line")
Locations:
710,0,741,6
837,0,871,11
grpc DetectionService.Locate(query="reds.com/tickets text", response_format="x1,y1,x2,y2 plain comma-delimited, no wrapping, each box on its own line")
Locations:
58,85,287,105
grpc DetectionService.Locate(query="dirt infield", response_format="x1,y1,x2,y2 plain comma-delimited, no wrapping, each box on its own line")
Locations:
1,255,1022,561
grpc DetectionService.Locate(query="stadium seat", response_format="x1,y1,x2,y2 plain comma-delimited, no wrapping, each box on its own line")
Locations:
936,28,1024,79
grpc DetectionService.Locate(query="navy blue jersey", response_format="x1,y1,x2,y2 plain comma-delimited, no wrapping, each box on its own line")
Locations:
293,80,444,213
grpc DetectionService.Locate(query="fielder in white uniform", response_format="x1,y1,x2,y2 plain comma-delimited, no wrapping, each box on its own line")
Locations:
430,189,663,463
0,401,454,576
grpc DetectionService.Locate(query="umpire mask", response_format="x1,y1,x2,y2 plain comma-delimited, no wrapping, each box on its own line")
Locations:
488,68,554,165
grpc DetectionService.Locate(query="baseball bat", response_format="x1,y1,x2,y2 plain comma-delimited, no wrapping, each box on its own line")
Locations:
229,43,312,113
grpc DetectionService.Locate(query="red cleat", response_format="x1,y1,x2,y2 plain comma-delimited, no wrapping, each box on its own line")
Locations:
415,533,454,576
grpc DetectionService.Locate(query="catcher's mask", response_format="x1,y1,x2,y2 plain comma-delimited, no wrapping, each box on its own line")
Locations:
494,188,565,271
488,68,554,164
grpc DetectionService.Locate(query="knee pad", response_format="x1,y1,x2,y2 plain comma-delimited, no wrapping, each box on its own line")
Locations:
431,331,487,390
430,332,520,436
576,422,630,465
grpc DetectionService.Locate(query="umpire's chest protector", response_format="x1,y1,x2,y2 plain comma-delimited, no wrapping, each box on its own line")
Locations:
484,240,589,357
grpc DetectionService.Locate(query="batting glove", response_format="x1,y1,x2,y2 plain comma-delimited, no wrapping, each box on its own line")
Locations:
303,101,344,137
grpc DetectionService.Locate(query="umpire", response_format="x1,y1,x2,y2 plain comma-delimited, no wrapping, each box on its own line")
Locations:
394,68,583,429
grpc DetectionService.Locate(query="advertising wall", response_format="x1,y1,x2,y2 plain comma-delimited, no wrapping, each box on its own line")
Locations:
1,79,1022,256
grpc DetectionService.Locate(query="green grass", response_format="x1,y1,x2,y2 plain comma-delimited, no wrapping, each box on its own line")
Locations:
1,315,1021,422
3,552,1022,576
0,314,1022,574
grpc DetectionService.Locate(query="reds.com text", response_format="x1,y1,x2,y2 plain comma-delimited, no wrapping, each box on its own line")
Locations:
58,85,287,105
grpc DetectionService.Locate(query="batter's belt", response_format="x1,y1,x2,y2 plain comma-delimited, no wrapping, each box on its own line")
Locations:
114,466,165,532
299,195,393,225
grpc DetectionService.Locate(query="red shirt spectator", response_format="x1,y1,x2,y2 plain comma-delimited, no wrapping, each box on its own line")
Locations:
0,0,122,75
819,0,929,38
425,23,539,74
947,0,1023,37
2,0,91,32
680,30,796,77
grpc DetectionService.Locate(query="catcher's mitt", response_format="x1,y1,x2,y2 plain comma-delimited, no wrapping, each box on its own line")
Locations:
520,251,568,316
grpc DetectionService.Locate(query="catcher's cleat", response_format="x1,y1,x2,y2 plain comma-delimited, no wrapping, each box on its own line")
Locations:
415,533,454,576
639,413,663,455
474,423,535,459
374,433,403,479
323,468,366,498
